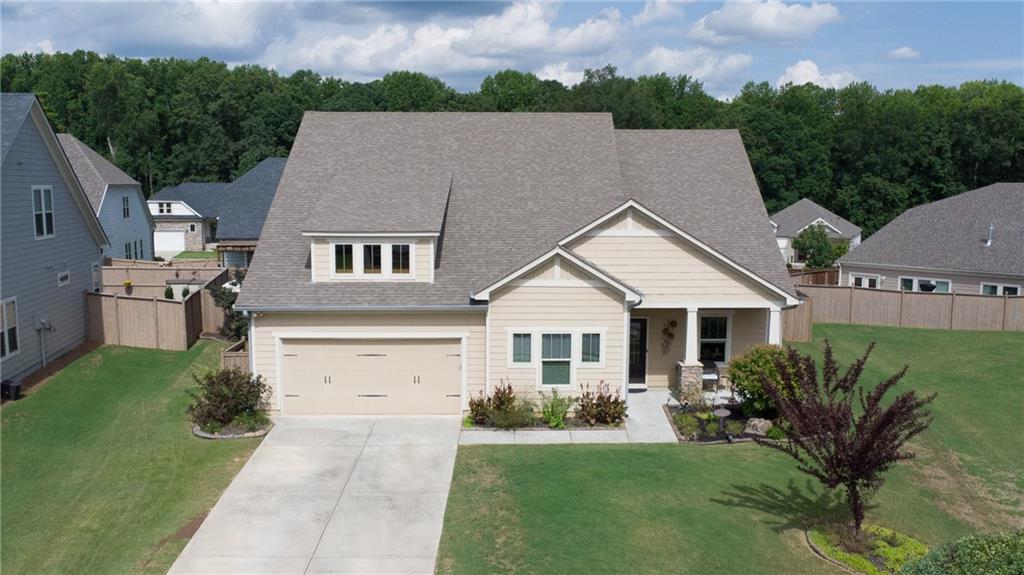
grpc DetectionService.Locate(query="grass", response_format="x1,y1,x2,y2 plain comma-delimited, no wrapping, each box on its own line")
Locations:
436,324,1024,574
171,251,218,260
1,341,262,575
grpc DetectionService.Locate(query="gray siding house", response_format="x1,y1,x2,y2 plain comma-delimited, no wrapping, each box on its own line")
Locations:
57,133,154,261
1,93,108,382
770,198,862,267
148,182,228,256
839,183,1024,294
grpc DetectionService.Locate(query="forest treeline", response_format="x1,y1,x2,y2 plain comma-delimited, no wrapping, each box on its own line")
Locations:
3,51,1022,234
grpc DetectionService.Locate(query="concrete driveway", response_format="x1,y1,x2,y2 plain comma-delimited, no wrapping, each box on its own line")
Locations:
169,416,461,575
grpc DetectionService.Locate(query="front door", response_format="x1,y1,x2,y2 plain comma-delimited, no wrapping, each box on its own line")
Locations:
628,318,648,385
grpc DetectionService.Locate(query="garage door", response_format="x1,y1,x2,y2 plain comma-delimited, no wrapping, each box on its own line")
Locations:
280,338,462,415
154,230,186,252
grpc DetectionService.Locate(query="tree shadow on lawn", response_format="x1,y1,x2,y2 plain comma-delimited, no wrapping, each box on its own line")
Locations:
711,478,867,532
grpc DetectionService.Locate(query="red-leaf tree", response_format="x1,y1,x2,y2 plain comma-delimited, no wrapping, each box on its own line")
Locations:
756,341,936,532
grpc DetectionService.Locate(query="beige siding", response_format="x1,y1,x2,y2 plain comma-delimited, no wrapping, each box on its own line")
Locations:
251,311,485,412
730,308,768,359
841,263,1024,295
631,309,685,388
489,282,626,399
311,237,434,283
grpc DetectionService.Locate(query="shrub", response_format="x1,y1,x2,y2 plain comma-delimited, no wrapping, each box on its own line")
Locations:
728,344,798,418
539,389,575,429
900,530,1024,575
576,382,626,426
673,413,701,438
164,285,174,299
181,286,191,298
724,419,745,436
187,368,270,433
468,392,491,425
484,380,535,429
810,524,927,575
232,411,271,432
209,269,248,340
764,425,785,440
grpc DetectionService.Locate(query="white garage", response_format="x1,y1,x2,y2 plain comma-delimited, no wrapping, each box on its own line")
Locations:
154,230,186,253
279,338,463,415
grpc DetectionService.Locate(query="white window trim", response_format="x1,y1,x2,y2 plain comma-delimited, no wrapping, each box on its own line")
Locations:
1,296,19,362
506,330,534,368
697,312,732,365
32,185,55,240
189,223,197,232
980,282,1021,296
57,270,71,287
579,331,605,368
504,327,607,387
329,240,416,281
539,331,575,389
899,276,952,293
849,272,881,289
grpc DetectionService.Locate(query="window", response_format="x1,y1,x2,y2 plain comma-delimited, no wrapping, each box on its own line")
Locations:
900,277,950,293
363,245,382,274
1,298,18,360
391,244,411,275
541,333,572,386
122,196,130,218
334,244,354,274
124,242,131,259
158,202,171,214
699,316,729,363
189,223,196,232
981,283,1020,296
581,333,601,364
133,240,140,260
57,270,71,287
850,273,880,289
32,186,54,238
511,333,532,365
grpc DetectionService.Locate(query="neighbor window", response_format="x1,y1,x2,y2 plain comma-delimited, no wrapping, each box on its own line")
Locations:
32,186,54,238
581,333,601,364
57,270,71,287
900,277,950,293
124,242,131,259
699,316,729,363
189,223,196,232
158,202,171,214
1,298,18,359
391,244,411,274
981,283,1020,296
511,333,532,364
122,196,130,218
850,273,880,289
541,333,572,386
334,244,354,274
363,245,382,274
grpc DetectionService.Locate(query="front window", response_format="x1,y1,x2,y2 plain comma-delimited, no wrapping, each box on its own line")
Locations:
850,274,879,289
699,316,728,363
391,244,411,274
158,202,171,214
122,196,130,218
1,298,19,359
363,245,382,274
335,244,354,274
982,283,1020,296
901,277,950,293
581,333,601,364
541,333,572,386
33,186,55,238
511,333,532,364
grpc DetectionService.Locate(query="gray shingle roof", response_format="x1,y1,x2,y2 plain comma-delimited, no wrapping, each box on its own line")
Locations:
1,93,35,163
151,182,231,218
770,197,861,239
238,113,795,310
217,157,287,240
839,183,1024,275
57,133,139,212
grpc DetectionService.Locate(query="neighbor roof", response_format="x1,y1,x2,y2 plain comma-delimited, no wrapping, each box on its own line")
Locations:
237,113,795,310
1,93,36,163
215,157,287,241
839,183,1024,276
150,182,231,218
771,198,861,239
57,133,140,212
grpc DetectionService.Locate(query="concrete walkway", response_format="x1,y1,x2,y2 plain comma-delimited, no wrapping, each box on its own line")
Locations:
459,389,678,445
170,416,461,575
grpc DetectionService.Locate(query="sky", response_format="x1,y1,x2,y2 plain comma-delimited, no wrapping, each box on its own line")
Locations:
2,1,1022,97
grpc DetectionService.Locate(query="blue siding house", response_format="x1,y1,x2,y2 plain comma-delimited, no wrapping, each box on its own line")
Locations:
58,134,154,261
1,93,108,383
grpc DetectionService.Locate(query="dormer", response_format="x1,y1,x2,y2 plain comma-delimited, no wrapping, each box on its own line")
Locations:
304,233,437,283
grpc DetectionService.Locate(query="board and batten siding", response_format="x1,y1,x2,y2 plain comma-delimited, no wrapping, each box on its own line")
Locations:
1,114,104,381
98,184,153,260
841,263,1024,295
310,237,434,283
250,311,486,412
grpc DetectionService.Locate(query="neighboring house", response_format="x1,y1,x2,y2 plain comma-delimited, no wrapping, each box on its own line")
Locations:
235,113,799,416
770,198,861,267
838,183,1024,294
147,182,228,256
57,134,154,261
1,94,108,383
214,157,287,269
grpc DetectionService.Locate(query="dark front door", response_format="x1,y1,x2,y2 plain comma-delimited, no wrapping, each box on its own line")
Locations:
629,318,648,385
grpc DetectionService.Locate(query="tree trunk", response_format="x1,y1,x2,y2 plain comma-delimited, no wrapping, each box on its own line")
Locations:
847,483,864,532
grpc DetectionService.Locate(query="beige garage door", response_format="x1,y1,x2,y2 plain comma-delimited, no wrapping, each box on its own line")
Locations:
280,338,462,415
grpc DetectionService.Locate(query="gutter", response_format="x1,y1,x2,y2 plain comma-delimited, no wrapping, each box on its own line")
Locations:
235,304,487,313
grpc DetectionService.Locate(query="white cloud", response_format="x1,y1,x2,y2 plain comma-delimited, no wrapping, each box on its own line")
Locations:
635,45,752,84
457,3,621,56
632,1,685,26
888,46,921,60
777,59,856,88
690,0,840,45
536,62,585,86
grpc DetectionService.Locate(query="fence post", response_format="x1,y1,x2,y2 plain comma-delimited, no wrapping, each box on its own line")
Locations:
113,293,121,346
949,292,955,329
847,286,855,323
153,297,160,349
897,290,904,327
1002,295,1008,331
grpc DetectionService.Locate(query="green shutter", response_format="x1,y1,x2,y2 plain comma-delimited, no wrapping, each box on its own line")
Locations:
542,361,571,386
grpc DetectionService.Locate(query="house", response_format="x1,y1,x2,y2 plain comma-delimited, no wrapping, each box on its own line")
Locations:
235,113,799,416
57,134,154,261
770,198,861,267
838,183,1024,294
214,157,287,269
1,94,108,382
148,181,228,256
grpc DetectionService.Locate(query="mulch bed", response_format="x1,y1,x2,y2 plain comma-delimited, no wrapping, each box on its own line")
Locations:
663,404,762,444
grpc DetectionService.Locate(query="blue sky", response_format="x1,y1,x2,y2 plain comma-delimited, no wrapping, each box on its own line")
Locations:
2,1,1021,96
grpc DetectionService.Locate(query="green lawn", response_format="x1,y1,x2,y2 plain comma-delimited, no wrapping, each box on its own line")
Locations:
1,342,261,575
436,324,1024,574
171,250,218,260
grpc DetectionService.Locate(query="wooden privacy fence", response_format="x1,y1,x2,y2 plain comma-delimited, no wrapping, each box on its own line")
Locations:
796,285,1024,332
782,299,813,342
789,268,839,285
103,262,225,298
221,339,250,372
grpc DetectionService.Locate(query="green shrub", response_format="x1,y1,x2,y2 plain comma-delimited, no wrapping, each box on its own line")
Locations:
539,389,575,429
764,425,785,440
468,392,491,425
181,286,191,298
164,285,174,299
728,344,798,418
810,524,927,575
673,413,701,438
187,368,270,433
576,382,627,426
900,530,1024,575
484,380,535,429
209,269,248,340
724,419,745,436
232,411,271,432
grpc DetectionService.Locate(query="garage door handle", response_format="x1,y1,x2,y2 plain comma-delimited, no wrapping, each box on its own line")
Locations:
358,394,388,398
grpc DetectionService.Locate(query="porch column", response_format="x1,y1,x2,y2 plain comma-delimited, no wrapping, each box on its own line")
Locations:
684,307,700,365
768,306,782,345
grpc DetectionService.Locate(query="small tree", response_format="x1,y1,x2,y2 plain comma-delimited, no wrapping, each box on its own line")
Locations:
793,224,836,269
209,269,248,340
756,341,935,532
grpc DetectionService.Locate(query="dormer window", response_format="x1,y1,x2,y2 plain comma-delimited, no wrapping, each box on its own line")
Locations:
363,245,382,274
335,244,354,274
328,240,416,280
392,244,410,274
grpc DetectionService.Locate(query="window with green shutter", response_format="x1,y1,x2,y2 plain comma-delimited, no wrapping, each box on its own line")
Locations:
541,333,571,385
581,333,600,363
512,333,532,364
